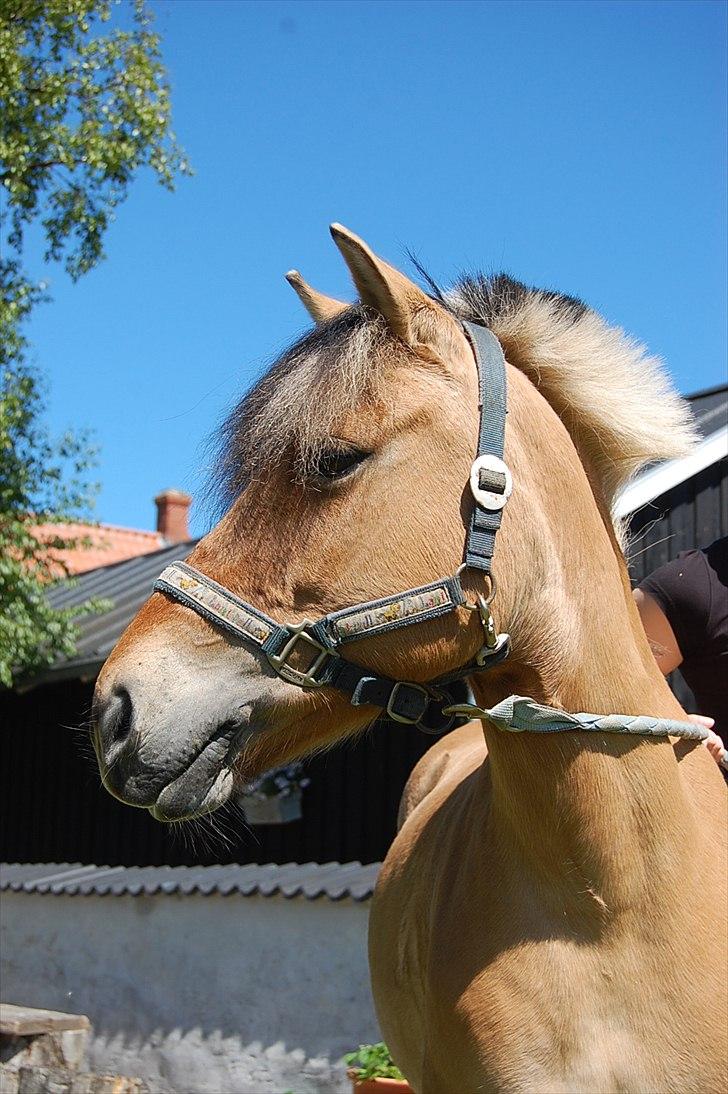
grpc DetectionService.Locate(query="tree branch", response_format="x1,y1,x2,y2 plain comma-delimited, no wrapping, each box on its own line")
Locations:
0,159,84,182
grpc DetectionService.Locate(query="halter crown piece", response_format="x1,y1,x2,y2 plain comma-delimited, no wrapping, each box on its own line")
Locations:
154,322,727,767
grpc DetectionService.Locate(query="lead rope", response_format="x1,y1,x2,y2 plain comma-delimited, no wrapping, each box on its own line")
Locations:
442,694,728,771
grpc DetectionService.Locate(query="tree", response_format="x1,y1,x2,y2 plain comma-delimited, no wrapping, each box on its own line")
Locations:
0,354,105,686
0,0,189,686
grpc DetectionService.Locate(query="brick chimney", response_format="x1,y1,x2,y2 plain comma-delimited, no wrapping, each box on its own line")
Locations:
154,488,192,543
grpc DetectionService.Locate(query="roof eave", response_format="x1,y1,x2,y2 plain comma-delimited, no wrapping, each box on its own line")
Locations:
14,658,105,694
615,424,728,519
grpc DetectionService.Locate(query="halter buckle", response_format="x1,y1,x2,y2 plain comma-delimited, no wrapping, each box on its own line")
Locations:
267,621,334,688
470,454,512,511
386,682,430,725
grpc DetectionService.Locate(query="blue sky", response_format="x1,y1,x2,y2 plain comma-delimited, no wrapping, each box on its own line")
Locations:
20,0,728,535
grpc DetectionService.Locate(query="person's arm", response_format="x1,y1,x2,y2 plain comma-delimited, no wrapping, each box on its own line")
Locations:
634,587,725,768
633,587,683,675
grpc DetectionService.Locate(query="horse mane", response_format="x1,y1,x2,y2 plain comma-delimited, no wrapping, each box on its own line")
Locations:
445,273,697,511
215,270,696,519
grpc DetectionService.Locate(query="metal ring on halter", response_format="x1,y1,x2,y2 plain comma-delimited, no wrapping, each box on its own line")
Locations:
457,565,497,611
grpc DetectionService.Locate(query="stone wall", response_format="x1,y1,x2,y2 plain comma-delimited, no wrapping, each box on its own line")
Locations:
0,1003,146,1092
1,890,379,1093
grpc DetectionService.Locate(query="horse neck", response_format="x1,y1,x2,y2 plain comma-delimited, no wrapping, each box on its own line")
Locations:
470,576,698,917
468,378,697,913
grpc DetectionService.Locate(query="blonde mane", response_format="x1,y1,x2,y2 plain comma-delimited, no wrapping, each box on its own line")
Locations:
446,274,697,511
217,271,696,520
216,308,389,502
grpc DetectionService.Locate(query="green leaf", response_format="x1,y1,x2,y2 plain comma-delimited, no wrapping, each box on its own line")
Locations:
343,1043,406,1082
0,0,188,685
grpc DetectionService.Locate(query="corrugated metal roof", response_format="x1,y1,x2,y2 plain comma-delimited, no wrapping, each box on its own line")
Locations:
21,540,197,688
616,424,727,518
688,383,727,439
0,861,380,901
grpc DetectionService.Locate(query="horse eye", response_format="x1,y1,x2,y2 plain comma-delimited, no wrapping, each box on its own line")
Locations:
314,447,370,482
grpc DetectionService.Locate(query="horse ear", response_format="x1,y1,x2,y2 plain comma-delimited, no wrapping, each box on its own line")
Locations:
285,270,348,324
329,224,431,344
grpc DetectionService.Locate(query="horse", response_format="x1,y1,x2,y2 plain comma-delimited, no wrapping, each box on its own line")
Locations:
92,225,727,1093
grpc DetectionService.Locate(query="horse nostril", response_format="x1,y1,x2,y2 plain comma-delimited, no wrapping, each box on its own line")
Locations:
94,685,136,766
112,687,134,746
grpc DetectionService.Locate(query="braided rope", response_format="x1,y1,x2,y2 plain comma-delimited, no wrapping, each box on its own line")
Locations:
443,695,728,771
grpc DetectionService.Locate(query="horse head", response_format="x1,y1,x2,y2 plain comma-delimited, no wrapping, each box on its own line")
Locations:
91,225,693,823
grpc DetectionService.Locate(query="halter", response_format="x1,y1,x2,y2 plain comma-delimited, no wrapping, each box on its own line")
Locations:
155,322,512,735
154,323,728,769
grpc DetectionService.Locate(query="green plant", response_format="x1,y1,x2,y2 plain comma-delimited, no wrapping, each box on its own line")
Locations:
0,357,111,686
344,1042,405,1082
0,0,188,684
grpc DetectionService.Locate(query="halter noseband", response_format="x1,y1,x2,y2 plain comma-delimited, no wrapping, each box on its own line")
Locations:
154,322,511,735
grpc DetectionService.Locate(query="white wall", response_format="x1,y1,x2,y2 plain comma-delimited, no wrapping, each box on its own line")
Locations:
0,890,380,1093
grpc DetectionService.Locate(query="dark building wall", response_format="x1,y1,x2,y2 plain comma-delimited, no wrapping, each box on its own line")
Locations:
1,679,432,867
625,457,727,712
2,457,725,869
627,460,727,586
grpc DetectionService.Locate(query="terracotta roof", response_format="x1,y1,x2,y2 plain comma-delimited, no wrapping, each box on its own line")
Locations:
33,521,167,575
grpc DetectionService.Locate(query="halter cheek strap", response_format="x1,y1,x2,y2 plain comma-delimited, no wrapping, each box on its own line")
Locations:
463,323,511,575
154,322,513,734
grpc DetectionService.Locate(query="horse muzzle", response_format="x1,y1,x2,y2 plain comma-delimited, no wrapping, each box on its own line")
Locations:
92,685,253,821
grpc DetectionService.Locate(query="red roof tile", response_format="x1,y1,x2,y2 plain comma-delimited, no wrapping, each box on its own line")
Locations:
34,522,167,575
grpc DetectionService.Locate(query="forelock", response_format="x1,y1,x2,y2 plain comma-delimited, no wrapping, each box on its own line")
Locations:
213,307,393,506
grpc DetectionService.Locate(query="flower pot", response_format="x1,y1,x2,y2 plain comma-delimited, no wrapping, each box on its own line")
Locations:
347,1070,414,1093
239,788,302,824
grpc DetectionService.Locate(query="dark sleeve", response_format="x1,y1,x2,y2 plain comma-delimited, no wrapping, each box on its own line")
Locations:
638,549,712,661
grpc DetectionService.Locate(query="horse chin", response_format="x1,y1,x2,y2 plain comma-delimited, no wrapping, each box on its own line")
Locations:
141,722,256,824
148,763,235,823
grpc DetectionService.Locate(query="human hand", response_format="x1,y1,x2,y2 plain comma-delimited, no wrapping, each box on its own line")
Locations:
688,715,728,769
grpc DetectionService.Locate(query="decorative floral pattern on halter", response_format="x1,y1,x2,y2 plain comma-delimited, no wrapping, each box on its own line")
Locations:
331,586,454,642
159,564,274,645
